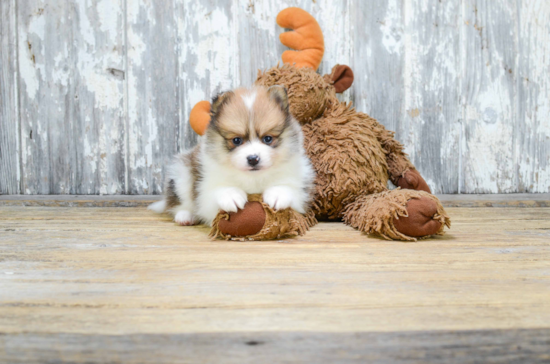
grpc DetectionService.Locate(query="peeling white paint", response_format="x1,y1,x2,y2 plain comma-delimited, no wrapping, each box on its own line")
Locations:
6,0,550,194
77,1,96,47
127,0,156,26
127,27,146,68
83,115,99,176
195,6,233,84
98,119,108,195
97,0,120,36
145,107,158,168
86,70,122,109
18,13,46,100
51,46,69,87
381,0,402,55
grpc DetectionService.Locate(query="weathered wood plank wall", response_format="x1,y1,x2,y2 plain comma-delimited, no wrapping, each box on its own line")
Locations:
0,0,20,194
0,0,549,195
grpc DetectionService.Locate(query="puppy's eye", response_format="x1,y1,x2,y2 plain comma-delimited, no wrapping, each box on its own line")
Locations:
232,137,243,146
262,135,273,145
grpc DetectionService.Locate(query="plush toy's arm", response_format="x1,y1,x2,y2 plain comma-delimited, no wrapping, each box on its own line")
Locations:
371,121,431,193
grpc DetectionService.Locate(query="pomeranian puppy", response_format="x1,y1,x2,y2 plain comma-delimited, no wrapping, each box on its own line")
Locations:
148,85,315,226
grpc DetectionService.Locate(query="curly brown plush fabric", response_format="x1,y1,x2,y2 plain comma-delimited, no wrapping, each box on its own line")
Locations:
196,8,450,242
253,65,451,241
302,101,388,218
210,194,317,241
256,64,334,124
371,122,415,185
342,189,450,242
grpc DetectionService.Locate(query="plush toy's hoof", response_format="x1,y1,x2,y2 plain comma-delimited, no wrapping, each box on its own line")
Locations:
342,189,450,241
397,169,431,193
210,194,317,241
393,196,442,237
217,201,266,237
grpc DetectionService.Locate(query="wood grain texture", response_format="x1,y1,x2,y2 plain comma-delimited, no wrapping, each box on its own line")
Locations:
177,0,239,153
236,0,351,91
75,0,126,195
1,205,550,362
0,0,20,194
126,0,179,194
1,0,550,194
3,330,550,364
18,1,72,194
17,0,125,195
401,0,461,193
352,0,404,136
236,0,292,88
2,193,550,207
461,0,519,193
0,194,162,207
516,1,550,193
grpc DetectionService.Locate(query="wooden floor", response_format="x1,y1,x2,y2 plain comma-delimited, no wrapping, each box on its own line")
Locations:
1,202,550,363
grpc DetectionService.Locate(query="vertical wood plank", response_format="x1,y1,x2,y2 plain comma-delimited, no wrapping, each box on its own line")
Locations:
18,0,64,194
176,0,239,151
460,0,519,193
126,0,179,194
235,0,351,96
2,0,548,195
351,0,404,141
74,0,126,194
17,0,125,194
301,0,353,103
400,0,461,193
0,0,20,194
235,0,294,88
516,1,550,193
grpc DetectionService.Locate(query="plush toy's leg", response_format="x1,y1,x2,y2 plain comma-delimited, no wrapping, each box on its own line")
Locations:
342,189,450,241
209,194,317,241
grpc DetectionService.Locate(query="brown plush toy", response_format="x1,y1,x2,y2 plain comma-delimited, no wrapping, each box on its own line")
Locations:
191,7,450,241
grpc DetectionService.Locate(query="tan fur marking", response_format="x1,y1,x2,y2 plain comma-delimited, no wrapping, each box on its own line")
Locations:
180,147,201,200
252,90,287,138
215,88,250,138
215,87,288,145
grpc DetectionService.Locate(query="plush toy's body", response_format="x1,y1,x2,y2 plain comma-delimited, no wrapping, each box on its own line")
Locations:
190,7,450,241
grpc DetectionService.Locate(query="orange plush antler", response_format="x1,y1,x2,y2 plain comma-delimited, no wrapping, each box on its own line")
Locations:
189,100,211,136
277,7,324,70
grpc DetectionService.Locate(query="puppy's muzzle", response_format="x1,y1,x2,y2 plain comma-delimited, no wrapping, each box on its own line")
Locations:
247,155,260,167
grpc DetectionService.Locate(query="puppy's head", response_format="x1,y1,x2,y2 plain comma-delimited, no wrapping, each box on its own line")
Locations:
204,86,301,172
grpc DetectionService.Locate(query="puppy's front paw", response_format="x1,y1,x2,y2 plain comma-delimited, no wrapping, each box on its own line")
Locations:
216,187,247,213
174,210,195,226
263,186,293,211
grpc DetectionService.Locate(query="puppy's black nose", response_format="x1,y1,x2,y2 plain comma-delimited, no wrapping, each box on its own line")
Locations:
247,155,260,167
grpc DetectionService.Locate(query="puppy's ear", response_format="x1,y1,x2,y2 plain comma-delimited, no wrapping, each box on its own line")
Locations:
267,85,289,114
211,90,235,116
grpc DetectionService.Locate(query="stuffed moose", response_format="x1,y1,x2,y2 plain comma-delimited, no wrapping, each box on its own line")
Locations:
189,7,451,241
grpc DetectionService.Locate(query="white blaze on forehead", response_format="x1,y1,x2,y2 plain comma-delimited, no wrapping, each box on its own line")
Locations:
242,90,257,139
241,91,257,111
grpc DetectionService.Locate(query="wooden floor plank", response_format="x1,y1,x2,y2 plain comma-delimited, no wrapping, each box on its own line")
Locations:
1,205,550,362
3,330,550,364
1,193,550,207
